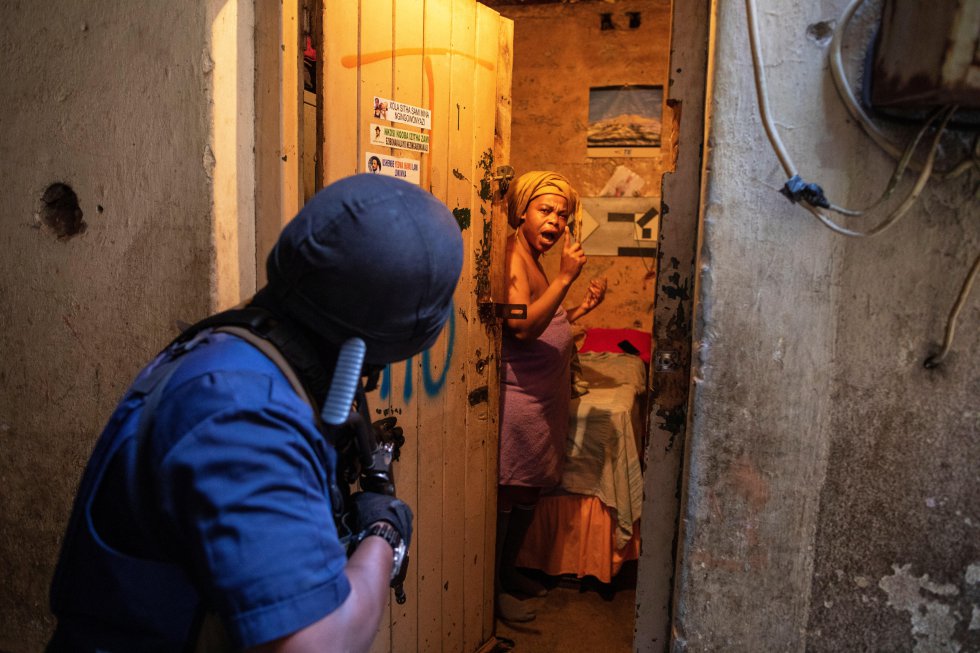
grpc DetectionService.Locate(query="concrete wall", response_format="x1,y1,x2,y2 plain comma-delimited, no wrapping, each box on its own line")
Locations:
677,0,980,650
0,3,213,649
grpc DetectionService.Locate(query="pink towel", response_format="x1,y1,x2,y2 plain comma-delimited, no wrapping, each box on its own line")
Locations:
498,307,573,488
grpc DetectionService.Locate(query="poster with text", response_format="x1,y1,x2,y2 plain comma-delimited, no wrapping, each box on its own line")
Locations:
372,96,432,130
370,123,430,154
365,152,421,185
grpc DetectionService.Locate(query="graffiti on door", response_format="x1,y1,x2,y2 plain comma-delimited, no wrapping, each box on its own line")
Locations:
379,298,456,403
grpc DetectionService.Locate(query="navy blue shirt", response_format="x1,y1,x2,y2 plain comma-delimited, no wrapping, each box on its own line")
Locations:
50,332,351,651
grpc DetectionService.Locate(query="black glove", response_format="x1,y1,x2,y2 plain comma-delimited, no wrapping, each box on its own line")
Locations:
351,491,413,548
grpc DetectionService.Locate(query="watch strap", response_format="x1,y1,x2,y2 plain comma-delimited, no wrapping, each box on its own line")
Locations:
358,521,402,550
355,521,405,581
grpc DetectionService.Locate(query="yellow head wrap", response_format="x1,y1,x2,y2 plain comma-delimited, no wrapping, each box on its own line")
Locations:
505,171,581,240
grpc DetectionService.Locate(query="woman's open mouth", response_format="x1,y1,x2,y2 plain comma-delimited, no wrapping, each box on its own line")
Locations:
540,230,559,245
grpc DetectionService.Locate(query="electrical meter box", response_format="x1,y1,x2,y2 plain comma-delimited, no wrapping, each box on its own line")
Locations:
871,0,980,108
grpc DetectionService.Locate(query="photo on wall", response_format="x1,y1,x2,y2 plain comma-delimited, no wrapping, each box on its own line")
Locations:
587,85,663,158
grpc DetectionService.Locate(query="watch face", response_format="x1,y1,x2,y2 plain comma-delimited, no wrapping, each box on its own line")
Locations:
361,522,405,581
390,541,407,580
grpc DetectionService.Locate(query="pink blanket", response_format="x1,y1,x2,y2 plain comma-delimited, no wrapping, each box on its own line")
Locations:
498,307,573,488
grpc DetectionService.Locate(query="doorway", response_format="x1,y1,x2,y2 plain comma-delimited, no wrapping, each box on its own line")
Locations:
479,1,710,651
252,1,711,650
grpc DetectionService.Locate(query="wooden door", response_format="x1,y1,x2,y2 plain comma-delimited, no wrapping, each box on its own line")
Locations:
320,2,513,651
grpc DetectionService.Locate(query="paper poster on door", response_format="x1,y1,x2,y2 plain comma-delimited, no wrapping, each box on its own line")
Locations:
370,123,430,154
373,96,432,130
366,152,421,185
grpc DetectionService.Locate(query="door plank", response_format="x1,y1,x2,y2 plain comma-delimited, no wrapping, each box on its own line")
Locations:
322,0,360,181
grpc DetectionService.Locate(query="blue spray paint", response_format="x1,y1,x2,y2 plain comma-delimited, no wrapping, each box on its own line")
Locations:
422,305,455,396
379,300,456,402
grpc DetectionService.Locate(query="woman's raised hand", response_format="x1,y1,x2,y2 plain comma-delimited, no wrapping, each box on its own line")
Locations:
558,227,587,284
580,277,607,313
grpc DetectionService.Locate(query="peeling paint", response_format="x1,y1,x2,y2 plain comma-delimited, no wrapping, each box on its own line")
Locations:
656,405,685,451
474,216,492,305
662,264,690,301
476,148,494,202
666,300,688,340
203,144,216,177
39,183,86,240
879,564,962,653
201,49,214,74
459,148,497,330
452,206,471,231
965,562,980,585
658,256,691,341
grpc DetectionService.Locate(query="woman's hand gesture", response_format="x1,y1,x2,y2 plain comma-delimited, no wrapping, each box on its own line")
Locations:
580,277,607,313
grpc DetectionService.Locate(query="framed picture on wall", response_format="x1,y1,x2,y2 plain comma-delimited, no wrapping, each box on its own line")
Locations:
587,85,663,158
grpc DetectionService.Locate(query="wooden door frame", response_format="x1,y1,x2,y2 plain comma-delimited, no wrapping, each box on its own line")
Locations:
635,1,712,651
254,0,306,287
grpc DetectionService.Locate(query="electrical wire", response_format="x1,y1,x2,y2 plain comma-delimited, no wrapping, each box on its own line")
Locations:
744,0,796,179
829,0,904,160
830,0,980,181
829,105,953,218
924,251,980,368
745,0,955,237
745,0,978,366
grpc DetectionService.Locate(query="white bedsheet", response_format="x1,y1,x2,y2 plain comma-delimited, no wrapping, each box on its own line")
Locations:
561,352,645,548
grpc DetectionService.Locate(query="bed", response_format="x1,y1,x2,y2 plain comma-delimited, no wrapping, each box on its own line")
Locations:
515,328,650,584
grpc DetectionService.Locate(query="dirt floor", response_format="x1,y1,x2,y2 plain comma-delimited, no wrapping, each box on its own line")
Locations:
494,563,637,653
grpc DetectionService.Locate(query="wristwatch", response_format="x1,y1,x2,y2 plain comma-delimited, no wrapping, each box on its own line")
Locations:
354,521,407,582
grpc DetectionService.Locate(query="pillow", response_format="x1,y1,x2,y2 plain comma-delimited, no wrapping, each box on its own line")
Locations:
579,327,652,364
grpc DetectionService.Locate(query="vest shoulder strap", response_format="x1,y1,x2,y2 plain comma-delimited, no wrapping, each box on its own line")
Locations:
213,325,316,412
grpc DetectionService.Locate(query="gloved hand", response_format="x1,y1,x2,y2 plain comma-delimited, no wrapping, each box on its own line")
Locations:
351,491,413,548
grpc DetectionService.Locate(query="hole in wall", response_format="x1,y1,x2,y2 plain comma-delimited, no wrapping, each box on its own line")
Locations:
627,11,641,29
806,20,835,46
39,183,86,240
600,13,614,30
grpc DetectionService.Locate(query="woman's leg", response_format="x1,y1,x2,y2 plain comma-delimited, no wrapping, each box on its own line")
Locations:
495,485,545,622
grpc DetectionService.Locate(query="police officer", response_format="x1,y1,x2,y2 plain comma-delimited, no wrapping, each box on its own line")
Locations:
47,174,463,652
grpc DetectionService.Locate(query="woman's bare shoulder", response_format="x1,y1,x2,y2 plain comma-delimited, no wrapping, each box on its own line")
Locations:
505,235,527,270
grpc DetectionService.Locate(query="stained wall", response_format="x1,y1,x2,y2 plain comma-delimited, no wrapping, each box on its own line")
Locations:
0,2,243,650
678,0,980,650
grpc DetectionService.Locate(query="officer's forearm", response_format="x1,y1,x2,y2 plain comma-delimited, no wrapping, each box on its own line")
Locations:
248,538,393,653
